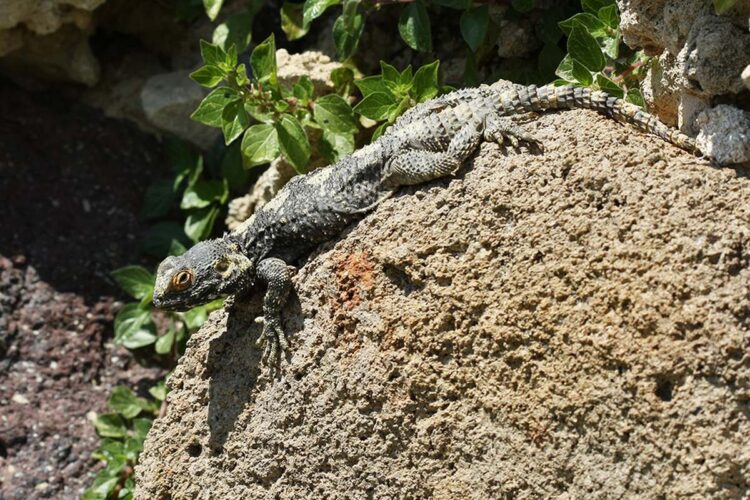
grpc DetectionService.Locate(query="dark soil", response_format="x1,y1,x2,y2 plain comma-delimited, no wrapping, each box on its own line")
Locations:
0,80,166,499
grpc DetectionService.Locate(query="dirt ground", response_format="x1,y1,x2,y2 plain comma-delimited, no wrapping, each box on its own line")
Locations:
0,80,166,499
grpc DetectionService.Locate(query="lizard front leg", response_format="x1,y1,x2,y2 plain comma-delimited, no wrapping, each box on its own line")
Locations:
383,119,483,186
254,257,294,366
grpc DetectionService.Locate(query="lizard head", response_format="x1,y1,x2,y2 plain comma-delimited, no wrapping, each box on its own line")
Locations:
152,238,254,311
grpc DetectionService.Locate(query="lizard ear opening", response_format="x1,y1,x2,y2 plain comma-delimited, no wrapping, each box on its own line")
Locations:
214,259,230,273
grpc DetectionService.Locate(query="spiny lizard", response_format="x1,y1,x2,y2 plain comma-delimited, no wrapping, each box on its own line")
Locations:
153,82,700,365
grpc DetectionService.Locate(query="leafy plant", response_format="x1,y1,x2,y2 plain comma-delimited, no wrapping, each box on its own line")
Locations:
353,60,446,139
555,0,646,104
713,0,739,14
82,386,163,499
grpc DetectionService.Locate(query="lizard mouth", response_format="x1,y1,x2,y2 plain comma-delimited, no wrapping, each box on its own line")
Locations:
152,295,190,311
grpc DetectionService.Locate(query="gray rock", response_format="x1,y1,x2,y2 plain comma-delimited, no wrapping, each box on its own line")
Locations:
696,104,750,165
135,107,750,498
140,71,219,150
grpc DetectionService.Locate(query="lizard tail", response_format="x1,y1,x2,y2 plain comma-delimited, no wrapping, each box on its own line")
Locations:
496,84,699,155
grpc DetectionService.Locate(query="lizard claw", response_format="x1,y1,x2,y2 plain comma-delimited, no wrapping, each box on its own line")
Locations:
254,315,289,369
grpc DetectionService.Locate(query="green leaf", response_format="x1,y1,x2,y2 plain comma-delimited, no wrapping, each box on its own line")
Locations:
626,88,644,107
155,325,176,354
212,11,254,51
714,0,739,14
133,418,153,441
142,222,190,258
581,0,614,13
353,92,397,121
314,94,358,134
83,477,119,500
189,65,224,88
331,67,355,96
169,239,187,256
108,386,146,419
388,96,411,122
460,6,489,52
148,382,167,402
571,58,593,86
191,87,241,128
293,76,315,101
94,413,128,438
199,39,225,66
221,99,250,145
220,141,249,192
595,74,624,97
355,75,392,98
303,0,342,27
601,34,620,59
250,34,277,87
555,54,576,82
281,2,310,41
241,124,280,167
114,303,157,349
412,61,440,102
558,13,606,37
597,4,619,29
398,0,432,52
319,130,355,163
537,42,566,79
568,22,606,72
181,179,227,209
333,0,365,60
181,305,210,331
276,115,311,173
111,266,154,300
511,0,534,12
141,180,175,220
202,0,224,20
371,122,389,141
432,0,469,8
184,206,219,243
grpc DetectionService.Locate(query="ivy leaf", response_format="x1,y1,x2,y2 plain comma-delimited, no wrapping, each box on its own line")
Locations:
626,88,645,107
303,0,341,27
558,13,606,37
221,99,250,145
148,382,167,402
241,124,280,167
111,266,154,300
412,60,440,102
571,58,594,86
460,5,489,52
202,0,224,20
595,74,624,97
567,22,605,72
114,303,157,349
581,0,615,13
191,87,240,128
353,92,397,121
212,11,254,51
181,179,228,209
333,0,365,60
597,4,619,29
141,222,189,258
371,122,389,141
314,94,358,134
94,413,128,438
184,206,219,243
250,34,278,87
141,180,175,220
281,2,310,41
276,114,311,173
108,386,147,419
331,67,355,96
398,0,432,52
555,54,576,82
293,76,315,102
155,325,176,355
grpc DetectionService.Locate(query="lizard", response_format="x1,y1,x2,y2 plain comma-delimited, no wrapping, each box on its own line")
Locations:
152,82,701,366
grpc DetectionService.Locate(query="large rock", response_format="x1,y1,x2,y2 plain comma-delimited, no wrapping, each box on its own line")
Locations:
135,106,750,497
617,0,750,154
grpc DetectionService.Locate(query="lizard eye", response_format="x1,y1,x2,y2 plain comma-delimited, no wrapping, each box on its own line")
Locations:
171,270,193,291
214,260,230,273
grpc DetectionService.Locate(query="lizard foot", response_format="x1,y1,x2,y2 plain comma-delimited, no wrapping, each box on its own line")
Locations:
484,116,544,152
254,314,289,368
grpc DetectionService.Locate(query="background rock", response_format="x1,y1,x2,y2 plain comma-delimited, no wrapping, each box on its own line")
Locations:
135,106,750,498
617,0,750,160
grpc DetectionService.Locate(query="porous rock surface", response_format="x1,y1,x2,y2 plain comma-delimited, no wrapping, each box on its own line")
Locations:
136,109,750,498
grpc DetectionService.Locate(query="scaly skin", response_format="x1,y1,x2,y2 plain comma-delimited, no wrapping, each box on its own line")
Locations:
153,83,701,367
